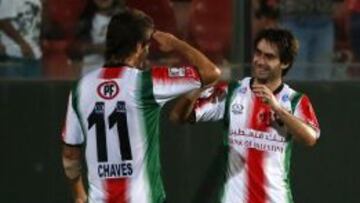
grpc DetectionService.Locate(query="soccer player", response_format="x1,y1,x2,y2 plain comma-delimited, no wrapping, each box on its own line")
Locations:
61,9,221,203
170,28,320,203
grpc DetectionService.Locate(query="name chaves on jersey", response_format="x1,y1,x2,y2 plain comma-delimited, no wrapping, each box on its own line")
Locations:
194,77,320,203
62,65,202,203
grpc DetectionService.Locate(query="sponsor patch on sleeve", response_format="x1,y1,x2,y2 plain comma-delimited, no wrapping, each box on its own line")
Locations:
168,67,186,77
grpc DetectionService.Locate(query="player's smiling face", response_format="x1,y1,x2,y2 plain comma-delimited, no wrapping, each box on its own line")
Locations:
252,39,287,82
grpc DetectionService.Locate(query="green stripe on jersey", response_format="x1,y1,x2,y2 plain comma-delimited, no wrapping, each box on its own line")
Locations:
223,81,241,133
138,71,165,203
290,92,303,114
71,81,87,137
219,81,241,202
284,92,303,203
284,140,294,203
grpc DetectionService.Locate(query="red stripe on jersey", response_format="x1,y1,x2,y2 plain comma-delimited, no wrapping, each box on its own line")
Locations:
105,178,128,203
299,95,320,130
151,65,201,84
249,97,271,131
246,96,268,203
247,149,266,203
100,67,124,79
151,66,169,82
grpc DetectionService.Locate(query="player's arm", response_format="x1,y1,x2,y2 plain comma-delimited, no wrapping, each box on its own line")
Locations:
62,144,87,203
253,84,319,146
271,106,317,146
171,83,228,124
0,19,34,58
152,31,221,86
170,89,203,123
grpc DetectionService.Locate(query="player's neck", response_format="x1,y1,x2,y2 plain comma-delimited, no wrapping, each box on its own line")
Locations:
97,7,116,17
254,77,283,92
104,57,140,68
124,58,137,68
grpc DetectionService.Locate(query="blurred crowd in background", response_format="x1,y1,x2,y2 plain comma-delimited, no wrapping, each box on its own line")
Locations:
0,0,359,80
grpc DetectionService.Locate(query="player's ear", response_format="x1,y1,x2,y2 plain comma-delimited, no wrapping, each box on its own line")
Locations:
136,41,149,52
134,42,145,57
136,42,143,52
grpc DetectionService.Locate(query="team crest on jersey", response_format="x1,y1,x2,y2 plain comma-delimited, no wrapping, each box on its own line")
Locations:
232,103,244,114
97,80,119,100
168,67,186,77
239,87,247,94
282,94,289,102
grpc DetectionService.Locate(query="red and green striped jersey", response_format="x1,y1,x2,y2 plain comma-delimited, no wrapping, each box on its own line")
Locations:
62,65,201,203
194,77,320,203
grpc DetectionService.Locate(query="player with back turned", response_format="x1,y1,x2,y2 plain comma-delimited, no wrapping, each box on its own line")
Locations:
61,8,221,203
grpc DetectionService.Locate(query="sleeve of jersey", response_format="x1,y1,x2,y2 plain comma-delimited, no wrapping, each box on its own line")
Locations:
151,65,202,105
61,93,84,146
194,82,228,122
293,95,321,139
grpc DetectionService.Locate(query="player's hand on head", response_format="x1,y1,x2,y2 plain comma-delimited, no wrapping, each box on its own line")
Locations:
152,30,179,52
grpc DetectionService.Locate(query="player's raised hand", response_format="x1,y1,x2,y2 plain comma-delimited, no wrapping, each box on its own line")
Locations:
152,30,180,52
252,84,281,111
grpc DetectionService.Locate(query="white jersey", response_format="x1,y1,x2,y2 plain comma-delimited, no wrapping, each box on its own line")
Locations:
0,0,42,59
62,65,202,203
194,77,320,203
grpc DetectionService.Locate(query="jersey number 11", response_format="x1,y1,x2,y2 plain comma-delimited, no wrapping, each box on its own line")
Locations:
88,101,132,162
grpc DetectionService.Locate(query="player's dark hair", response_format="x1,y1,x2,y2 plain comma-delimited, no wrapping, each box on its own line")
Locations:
254,28,299,76
105,8,154,65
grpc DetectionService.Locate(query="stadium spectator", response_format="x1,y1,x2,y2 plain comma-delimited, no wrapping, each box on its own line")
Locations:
0,0,42,77
171,28,320,203
70,0,124,75
279,0,344,80
61,9,221,203
253,0,280,32
348,0,360,62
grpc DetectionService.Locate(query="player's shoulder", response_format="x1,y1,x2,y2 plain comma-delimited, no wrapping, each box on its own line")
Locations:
71,68,105,92
226,77,250,94
281,83,314,111
80,68,101,83
282,83,306,101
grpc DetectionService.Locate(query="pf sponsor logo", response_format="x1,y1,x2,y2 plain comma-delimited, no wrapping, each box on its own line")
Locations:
97,81,119,100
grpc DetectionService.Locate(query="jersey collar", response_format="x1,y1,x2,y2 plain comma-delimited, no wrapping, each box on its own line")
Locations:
249,77,284,95
103,62,132,69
